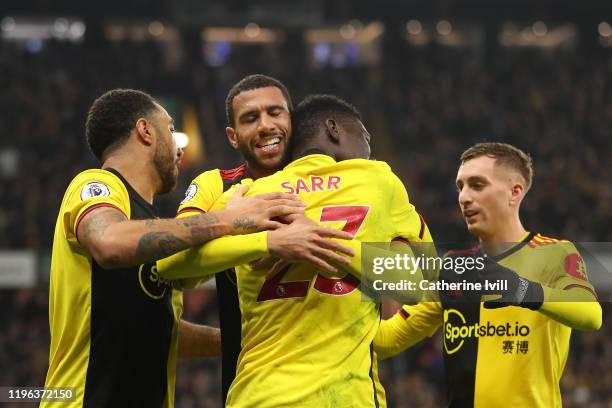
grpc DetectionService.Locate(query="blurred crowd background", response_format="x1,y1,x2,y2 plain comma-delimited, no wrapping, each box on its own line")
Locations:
1,0,611,406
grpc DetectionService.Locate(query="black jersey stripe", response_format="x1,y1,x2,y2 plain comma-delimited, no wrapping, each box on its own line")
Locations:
490,232,535,262
83,169,174,408
440,250,484,408
369,342,380,408
418,213,426,240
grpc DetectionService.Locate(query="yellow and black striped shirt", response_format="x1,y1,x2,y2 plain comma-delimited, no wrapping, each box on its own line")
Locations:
43,168,182,408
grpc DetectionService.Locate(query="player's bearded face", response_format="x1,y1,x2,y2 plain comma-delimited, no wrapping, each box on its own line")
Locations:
152,108,181,194
230,87,292,173
234,127,290,171
456,156,513,239
154,132,180,194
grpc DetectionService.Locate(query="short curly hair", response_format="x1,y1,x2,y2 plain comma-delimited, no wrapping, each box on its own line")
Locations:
460,142,534,191
293,94,361,137
85,89,158,161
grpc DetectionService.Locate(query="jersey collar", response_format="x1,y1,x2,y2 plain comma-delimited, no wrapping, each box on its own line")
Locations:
487,231,535,262
295,148,331,159
286,149,335,169
103,167,158,216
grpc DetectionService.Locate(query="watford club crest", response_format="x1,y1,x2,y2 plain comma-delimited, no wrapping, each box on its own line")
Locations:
564,253,587,281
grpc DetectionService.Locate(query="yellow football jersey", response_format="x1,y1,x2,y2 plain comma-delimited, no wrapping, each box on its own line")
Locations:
176,168,228,217
169,164,257,404
376,232,599,408
43,168,182,408
209,153,431,408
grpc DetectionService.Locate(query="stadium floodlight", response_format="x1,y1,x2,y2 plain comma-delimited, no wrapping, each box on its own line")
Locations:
148,21,164,37
406,20,422,36
174,132,190,149
305,22,383,45
244,23,261,38
1,17,16,32
305,22,383,68
1,17,85,43
340,23,357,39
202,27,283,44
436,20,452,36
52,18,69,37
104,21,178,42
69,21,86,40
532,21,547,36
500,22,575,48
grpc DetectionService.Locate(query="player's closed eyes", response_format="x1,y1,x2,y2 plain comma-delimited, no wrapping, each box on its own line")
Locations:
471,182,485,190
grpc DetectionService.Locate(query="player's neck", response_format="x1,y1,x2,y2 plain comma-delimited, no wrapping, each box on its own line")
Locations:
102,155,157,204
294,144,335,161
479,217,527,245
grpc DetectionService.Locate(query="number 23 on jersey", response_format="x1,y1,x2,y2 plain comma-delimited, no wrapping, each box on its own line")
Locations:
257,206,369,301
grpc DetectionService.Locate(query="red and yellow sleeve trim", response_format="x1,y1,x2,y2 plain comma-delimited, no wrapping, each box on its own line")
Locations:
74,203,127,239
563,283,598,299
392,237,410,245
398,307,411,320
527,233,569,248
177,207,206,216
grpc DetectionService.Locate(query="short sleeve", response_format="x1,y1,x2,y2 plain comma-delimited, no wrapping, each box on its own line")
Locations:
387,172,433,243
176,169,223,218
548,242,598,299
62,169,130,245
209,178,254,212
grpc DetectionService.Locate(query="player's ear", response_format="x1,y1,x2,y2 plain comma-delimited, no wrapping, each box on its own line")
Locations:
135,117,154,146
226,127,239,150
325,119,340,144
509,182,524,206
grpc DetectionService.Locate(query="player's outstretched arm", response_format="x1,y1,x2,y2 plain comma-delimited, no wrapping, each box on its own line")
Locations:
77,186,304,269
178,320,221,358
157,214,356,281
374,302,443,359
474,258,602,330
538,292,602,331
342,239,426,297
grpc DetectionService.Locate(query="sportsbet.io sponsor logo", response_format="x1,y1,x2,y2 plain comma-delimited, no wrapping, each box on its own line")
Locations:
443,309,530,355
138,263,172,300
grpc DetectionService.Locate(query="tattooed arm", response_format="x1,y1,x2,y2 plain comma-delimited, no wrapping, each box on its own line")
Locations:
77,188,304,269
